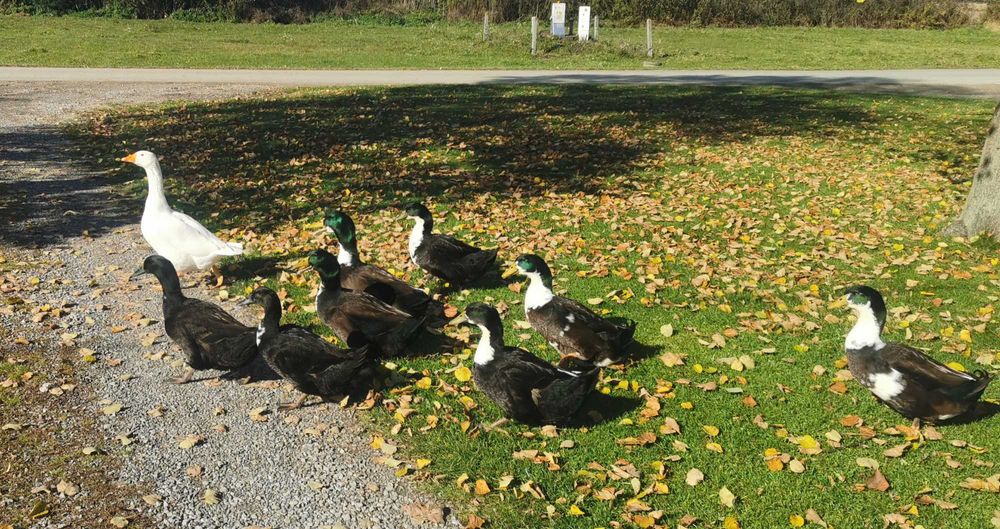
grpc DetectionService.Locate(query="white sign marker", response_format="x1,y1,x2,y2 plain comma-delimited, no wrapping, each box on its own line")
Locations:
577,6,591,41
551,3,566,36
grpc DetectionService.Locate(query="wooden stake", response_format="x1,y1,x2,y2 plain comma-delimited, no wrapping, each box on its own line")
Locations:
593,15,599,41
646,19,653,58
531,16,539,55
483,12,490,41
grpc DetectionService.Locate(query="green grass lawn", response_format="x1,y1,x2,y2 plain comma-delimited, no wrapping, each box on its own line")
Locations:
5,15,1000,69
70,85,999,529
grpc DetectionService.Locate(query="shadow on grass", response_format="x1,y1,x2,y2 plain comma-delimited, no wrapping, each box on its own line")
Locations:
67,84,911,239
570,392,642,427
222,254,285,282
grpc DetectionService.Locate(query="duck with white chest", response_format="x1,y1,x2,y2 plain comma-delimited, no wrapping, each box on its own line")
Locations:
843,285,992,424
324,210,433,318
457,303,599,427
403,202,498,288
238,287,380,410
509,254,636,368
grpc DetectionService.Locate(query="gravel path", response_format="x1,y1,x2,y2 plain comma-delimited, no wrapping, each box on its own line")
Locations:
1,82,455,529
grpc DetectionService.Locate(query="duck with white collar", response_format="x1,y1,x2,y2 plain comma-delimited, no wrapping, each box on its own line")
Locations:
459,302,599,427
843,285,992,424
510,254,636,368
324,210,433,318
238,287,379,410
403,202,498,287
309,249,427,357
120,150,243,284
131,255,257,384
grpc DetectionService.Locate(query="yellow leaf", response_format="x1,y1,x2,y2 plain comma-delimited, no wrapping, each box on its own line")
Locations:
724,515,741,529
959,329,972,343
415,458,432,469
703,425,720,437
706,442,724,453
790,514,805,527
946,361,966,373
474,479,491,495
798,435,818,450
415,376,433,389
454,366,472,382
633,515,654,528
567,505,585,516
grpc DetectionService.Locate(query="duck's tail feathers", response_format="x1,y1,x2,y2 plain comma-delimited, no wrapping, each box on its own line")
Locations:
964,370,993,401
222,242,244,255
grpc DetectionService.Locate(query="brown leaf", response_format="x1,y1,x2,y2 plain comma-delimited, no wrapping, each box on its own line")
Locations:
465,513,486,529
402,503,445,524
866,469,890,492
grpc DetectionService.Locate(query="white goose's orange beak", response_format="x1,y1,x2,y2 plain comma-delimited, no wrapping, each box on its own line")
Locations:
120,153,137,164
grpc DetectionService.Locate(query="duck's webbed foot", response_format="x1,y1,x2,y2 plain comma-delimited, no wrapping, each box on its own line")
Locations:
168,367,195,385
278,394,308,411
483,417,509,432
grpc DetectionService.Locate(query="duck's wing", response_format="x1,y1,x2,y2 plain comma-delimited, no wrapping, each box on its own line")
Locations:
270,326,349,373
340,292,417,337
174,299,257,368
502,348,596,424
430,233,482,256
307,345,379,396
553,296,628,334
882,343,984,395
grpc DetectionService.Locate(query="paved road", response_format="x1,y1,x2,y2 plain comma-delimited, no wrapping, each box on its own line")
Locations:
2,67,999,97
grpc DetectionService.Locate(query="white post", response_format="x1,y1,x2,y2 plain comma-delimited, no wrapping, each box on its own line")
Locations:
483,12,490,41
531,16,539,55
646,18,653,58
593,15,599,41
577,6,591,42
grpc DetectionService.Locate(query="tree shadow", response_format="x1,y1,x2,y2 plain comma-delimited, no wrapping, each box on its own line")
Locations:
70,84,893,238
0,125,136,248
222,254,284,282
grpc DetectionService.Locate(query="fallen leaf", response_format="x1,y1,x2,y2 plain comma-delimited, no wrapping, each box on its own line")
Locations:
719,486,736,508
685,468,704,487
402,503,445,524
203,489,220,505
178,434,204,450
866,469,890,492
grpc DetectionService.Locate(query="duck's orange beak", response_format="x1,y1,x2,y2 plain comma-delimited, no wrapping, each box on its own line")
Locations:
120,153,137,164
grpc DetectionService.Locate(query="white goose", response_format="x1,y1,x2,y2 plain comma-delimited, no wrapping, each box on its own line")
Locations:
120,150,243,279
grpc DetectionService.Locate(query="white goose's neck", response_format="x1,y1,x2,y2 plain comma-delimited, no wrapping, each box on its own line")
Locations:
143,161,170,212
474,325,496,365
524,272,554,311
845,306,885,351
